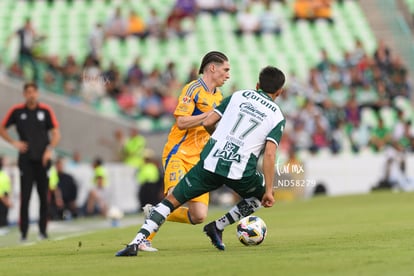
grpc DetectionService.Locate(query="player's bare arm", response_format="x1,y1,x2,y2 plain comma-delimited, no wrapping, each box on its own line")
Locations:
261,141,277,208
42,127,61,166
0,125,28,152
201,111,221,135
176,111,213,130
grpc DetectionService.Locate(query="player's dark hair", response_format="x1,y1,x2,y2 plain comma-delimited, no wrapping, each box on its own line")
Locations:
23,82,38,91
258,66,285,94
198,51,228,74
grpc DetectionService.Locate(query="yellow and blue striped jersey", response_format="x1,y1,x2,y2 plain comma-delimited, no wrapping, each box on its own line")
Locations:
162,78,223,167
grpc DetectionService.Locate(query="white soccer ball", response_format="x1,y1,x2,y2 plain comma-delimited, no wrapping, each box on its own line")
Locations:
236,216,267,246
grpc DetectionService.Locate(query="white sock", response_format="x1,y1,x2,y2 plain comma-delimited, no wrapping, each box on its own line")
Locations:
129,200,174,245
215,197,261,230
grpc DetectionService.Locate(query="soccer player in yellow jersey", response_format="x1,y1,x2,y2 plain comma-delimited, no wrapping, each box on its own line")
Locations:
139,51,230,251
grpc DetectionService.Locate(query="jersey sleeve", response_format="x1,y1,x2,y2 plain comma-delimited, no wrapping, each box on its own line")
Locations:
214,95,232,117
266,119,286,146
174,83,197,117
1,107,17,128
40,104,59,130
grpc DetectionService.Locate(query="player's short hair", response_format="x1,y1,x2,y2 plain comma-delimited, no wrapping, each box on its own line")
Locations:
23,82,38,91
198,51,228,74
258,66,285,94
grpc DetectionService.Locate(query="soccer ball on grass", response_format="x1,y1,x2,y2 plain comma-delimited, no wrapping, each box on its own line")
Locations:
236,216,267,246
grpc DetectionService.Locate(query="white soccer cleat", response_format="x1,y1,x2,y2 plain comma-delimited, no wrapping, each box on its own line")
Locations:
138,239,158,252
142,204,154,219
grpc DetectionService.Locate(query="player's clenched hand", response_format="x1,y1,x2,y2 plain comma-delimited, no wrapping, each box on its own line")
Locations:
261,191,275,208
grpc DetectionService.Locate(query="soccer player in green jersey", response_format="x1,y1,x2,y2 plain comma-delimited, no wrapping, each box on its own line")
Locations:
116,66,286,256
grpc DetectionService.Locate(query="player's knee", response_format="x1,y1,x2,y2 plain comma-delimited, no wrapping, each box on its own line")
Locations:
189,213,206,224
188,209,207,224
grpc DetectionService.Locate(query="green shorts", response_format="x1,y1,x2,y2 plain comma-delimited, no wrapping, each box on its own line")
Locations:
172,161,265,204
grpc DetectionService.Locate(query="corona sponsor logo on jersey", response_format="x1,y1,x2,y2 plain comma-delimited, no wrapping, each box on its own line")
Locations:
242,91,277,112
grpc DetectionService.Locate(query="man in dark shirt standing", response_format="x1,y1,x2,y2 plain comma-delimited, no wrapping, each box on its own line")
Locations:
0,82,60,241
6,18,41,81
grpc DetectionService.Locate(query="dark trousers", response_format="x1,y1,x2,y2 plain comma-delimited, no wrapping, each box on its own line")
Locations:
18,159,49,237
0,201,8,227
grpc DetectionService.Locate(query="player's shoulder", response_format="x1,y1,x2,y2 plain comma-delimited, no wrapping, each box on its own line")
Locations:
7,103,26,113
38,102,55,112
181,79,203,97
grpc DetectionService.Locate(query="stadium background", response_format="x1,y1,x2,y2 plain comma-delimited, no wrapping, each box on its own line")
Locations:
0,0,414,223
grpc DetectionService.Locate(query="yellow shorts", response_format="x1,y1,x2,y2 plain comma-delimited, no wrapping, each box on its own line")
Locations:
163,156,209,205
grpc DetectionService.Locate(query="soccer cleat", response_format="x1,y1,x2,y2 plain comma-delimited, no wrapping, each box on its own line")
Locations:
203,221,225,251
142,204,154,219
138,239,158,252
115,244,138,257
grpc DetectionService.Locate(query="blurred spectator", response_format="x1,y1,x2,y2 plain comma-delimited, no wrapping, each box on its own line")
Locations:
136,149,163,211
186,63,199,82
376,142,414,191
85,157,109,216
146,8,166,39
344,96,361,127
291,119,312,151
235,4,260,36
62,55,81,89
66,150,83,170
373,39,392,72
0,156,12,235
88,23,105,62
162,88,179,116
388,55,410,98
127,10,149,39
349,39,366,65
7,61,24,79
104,61,122,98
350,120,371,153
259,0,283,35
99,129,126,162
123,128,146,170
369,117,392,152
48,162,64,220
143,68,167,97
117,85,138,117
196,0,222,16
166,0,197,38
105,7,128,40
126,57,145,86
399,121,414,151
81,55,105,103
139,87,164,118
56,158,78,219
6,18,43,81
199,0,238,15
293,0,333,24
48,158,78,220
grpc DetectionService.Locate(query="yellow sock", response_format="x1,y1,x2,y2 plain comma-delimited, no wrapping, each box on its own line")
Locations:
146,232,156,241
166,206,191,224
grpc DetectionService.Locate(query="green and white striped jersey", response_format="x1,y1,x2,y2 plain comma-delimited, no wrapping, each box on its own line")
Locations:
201,89,285,179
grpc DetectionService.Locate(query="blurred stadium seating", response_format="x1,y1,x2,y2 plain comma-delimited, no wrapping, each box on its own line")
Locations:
0,0,376,88
0,0,413,153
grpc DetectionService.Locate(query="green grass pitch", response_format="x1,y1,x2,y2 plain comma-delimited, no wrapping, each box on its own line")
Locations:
0,191,413,276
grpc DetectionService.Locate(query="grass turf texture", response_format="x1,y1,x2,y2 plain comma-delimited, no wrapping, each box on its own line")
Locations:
0,191,413,276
